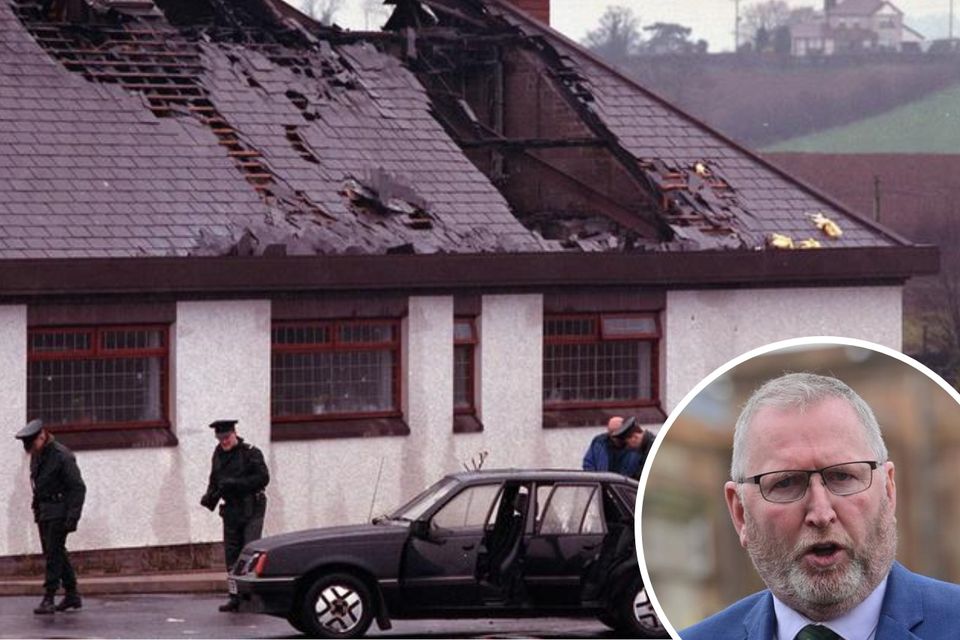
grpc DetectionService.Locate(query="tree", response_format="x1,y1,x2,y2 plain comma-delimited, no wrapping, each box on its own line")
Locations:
583,5,643,63
741,0,791,51
641,22,698,55
302,0,343,25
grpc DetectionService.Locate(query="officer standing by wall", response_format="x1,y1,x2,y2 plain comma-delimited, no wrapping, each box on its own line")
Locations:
200,419,269,612
14,419,86,615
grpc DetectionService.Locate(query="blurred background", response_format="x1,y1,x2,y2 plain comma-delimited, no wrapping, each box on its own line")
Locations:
641,343,960,631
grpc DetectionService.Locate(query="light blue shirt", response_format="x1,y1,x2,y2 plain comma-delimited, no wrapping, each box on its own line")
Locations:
773,575,888,640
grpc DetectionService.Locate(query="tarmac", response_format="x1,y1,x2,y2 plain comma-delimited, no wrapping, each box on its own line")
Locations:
0,571,226,597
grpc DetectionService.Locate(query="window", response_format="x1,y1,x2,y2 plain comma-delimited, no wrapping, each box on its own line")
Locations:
454,318,477,414
431,483,503,531
27,325,168,431
271,319,400,420
537,484,605,535
543,314,658,408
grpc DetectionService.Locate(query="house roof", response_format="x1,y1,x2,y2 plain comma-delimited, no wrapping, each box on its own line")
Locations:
829,0,899,16
0,0,935,291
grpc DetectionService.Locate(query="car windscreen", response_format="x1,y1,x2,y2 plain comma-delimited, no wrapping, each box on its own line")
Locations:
388,477,460,521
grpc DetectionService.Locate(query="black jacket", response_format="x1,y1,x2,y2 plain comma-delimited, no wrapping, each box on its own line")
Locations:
30,436,86,525
201,438,269,521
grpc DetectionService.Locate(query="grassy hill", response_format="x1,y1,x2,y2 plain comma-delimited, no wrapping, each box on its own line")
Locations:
765,84,960,153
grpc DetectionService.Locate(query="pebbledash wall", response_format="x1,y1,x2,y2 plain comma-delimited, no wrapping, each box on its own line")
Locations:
0,286,901,557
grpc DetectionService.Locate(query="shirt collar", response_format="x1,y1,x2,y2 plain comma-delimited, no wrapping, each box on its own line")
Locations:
772,575,888,640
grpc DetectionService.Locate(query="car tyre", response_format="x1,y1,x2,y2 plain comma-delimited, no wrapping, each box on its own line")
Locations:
286,610,308,634
615,575,666,638
301,573,374,639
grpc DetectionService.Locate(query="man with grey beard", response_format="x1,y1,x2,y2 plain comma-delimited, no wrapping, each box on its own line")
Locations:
681,373,960,640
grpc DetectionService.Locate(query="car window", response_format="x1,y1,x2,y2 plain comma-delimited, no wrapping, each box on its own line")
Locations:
613,484,637,515
432,484,502,531
538,484,605,535
390,477,459,521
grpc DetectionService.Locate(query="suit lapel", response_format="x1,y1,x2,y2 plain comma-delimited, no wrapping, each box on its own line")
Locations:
744,591,777,640
875,563,923,640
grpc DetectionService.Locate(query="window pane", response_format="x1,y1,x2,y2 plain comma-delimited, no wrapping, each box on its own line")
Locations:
454,319,475,343
338,323,394,345
30,330,91,353
539,485,602,535
544,317,596,340
543,341,653,403
601,315,657,338
454,344,472,410
432,484,502,530
101,328,164,351
27,356,164,426
272,349,395,416
272,324,331,346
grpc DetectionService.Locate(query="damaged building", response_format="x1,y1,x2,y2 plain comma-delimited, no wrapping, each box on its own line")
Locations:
0,0,936,570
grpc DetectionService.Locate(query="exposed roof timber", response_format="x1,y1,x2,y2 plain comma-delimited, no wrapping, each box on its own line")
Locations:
458,137,606,149
0,247,937,299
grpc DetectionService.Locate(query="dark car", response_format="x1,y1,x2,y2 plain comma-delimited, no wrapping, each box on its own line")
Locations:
229,469,665,638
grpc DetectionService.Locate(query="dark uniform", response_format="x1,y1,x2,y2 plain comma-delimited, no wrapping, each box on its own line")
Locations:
15,419,86,614
200,420,269,611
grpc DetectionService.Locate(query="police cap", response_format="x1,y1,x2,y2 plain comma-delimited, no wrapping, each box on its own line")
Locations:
611,415,638,437
209,419,238,435
14,418,43,441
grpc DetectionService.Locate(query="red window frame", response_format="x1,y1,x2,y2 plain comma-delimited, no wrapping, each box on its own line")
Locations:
542,313,660,410
27,324,170,432
271,319,402,422
454,317,477,415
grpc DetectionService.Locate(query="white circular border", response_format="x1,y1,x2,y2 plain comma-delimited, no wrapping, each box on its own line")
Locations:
635,335,960,640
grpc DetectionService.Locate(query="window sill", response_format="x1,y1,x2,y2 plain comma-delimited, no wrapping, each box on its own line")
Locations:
53,427,178,451
453,413,484,434
542,406,666,430
271,417,410,441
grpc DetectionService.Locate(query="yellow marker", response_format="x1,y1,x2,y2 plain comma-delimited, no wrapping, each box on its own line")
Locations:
797,238,822,249
811,212,843,238
769,233,794,249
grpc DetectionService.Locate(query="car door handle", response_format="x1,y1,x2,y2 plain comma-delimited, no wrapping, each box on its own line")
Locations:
581,542,601,551
461,543,476,551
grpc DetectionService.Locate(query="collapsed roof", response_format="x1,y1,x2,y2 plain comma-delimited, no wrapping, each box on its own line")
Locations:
0,0,907,258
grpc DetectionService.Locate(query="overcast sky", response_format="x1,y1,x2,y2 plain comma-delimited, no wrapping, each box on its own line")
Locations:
290,1,955,52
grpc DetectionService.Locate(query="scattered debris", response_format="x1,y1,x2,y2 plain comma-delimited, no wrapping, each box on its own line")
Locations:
768,233,795,249
811,212,843,238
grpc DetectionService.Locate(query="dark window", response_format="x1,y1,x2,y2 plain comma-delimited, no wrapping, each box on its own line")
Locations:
454,318,477,414
27,325,169,431
271,320,400,421
543,314,659,408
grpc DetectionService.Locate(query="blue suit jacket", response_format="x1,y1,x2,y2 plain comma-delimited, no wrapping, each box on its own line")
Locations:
681,562,960,640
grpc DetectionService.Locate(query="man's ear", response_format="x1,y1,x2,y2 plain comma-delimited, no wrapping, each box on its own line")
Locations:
884,461,896,512
725,481,749,548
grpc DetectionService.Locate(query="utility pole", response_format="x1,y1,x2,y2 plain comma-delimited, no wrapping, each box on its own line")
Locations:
733,0,741,51
951,0,955,41
873,175,881,222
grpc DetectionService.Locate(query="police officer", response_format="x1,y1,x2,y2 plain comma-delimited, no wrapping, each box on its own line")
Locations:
14,419,86,615
200,419,269,612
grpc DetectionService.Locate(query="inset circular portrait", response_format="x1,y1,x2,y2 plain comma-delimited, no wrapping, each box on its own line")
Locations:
639,337,960,640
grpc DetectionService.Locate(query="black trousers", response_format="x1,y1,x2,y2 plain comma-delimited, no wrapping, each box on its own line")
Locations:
38,519,77,594
223,514,264,572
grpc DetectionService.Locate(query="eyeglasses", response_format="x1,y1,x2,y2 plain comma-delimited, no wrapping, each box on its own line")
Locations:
739,460,879,503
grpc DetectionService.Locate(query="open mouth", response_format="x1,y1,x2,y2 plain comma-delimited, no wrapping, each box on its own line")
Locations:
803,542,845,568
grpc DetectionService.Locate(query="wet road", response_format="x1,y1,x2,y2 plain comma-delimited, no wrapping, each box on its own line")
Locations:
0,593,644,639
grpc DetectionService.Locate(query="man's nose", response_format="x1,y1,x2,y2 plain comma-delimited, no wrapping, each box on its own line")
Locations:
804,474,838,528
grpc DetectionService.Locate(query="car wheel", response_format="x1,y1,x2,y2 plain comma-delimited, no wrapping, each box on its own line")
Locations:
616,575,666,638
301,573,374,639
596,609,619,629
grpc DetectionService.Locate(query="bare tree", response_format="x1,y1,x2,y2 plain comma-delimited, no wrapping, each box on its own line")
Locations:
741,0,791,49
302,0,343,25
583,5,643,64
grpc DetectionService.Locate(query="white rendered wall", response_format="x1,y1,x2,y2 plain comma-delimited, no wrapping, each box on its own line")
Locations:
663,286,902,412
0,306,28,556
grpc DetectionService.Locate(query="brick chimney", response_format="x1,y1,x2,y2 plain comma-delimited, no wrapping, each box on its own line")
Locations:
508,0,550,24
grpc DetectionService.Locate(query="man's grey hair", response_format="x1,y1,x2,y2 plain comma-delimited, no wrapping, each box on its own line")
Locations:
730,372,888,481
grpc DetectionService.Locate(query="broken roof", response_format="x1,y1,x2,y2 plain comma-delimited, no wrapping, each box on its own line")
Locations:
0,0,921,261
